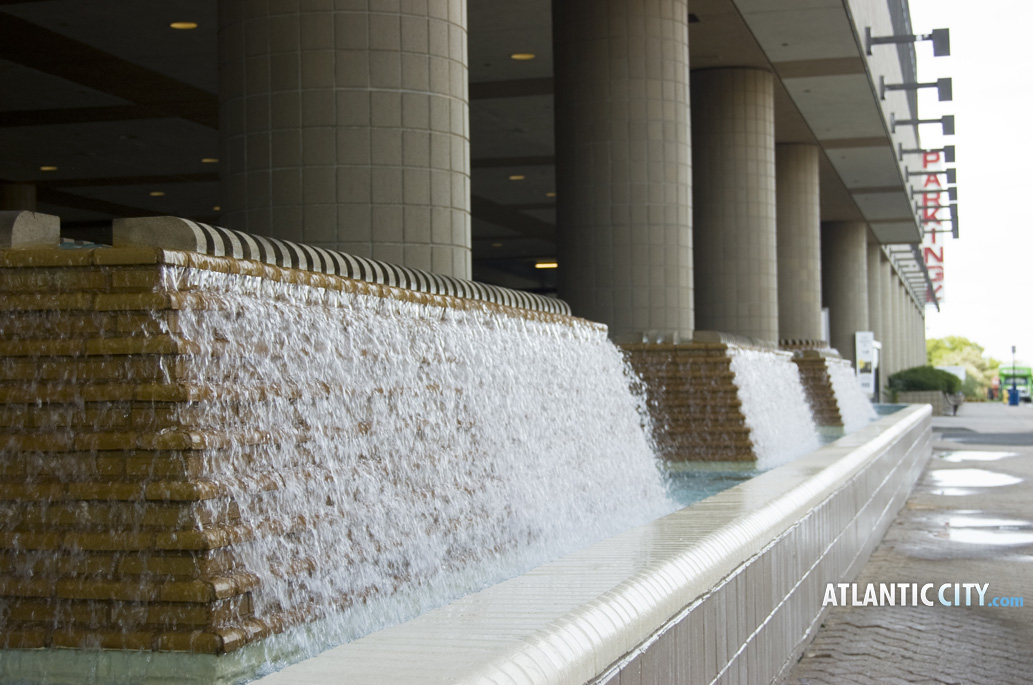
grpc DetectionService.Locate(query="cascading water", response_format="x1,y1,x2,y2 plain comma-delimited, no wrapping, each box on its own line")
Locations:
728,347,821,470
826,360,877,433
161,264,676,664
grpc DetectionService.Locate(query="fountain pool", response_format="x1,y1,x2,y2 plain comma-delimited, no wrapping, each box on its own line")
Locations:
0,221,916,685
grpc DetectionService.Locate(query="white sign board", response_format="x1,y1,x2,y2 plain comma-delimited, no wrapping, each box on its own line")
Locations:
856,331,875,398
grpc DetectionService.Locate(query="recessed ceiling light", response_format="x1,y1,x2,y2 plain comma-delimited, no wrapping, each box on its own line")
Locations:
509,174,525,181
491,242,503,248
170,21,198,30
201,157,219,164
535,261,558,270
545,191,557,198
213,206,221,212
39,165,58,172
510,53,536,61
149,191,165,197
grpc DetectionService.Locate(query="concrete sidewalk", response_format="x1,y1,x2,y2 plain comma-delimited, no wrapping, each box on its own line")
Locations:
784,402,1033,684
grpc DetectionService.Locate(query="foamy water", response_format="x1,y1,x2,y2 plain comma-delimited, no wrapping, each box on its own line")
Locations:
728,347,821,470
826,360,877,433
162,265,676,661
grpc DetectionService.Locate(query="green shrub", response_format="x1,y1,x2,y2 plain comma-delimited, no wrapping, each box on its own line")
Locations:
887,365,962,395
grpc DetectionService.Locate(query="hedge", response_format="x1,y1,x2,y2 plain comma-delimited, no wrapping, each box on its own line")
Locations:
887,365,962,395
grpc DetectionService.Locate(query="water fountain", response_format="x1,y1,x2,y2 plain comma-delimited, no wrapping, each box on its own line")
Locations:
0,213,929,684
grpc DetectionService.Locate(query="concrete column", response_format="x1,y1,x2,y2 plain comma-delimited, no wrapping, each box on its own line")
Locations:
878,255,894,377
914,297,926,366
900,283,909,367
903,290,912,367
218,0,471,278
554,0,692,342
904,284,913,366
775,144,821,343
866,242,882,345
0,183,36,212
892,276,904,373
821,221,868,363
692,68,777,342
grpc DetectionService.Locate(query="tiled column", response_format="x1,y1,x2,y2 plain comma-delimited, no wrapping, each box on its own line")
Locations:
0,183,36,211
879,256,894,377
917,295,925,369
916,300,927,365
821,221,868,363
692,69,777,342
553,0,692,342
905,293,914,367
218,0,471,278
892,275,904,374
775,144,821,343
866,242,883,346
900,282,910,368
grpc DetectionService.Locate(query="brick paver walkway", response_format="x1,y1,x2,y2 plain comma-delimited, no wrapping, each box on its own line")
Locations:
785,403,1033,684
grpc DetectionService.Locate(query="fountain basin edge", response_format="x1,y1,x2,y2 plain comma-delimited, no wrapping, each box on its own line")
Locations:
258,404,932,684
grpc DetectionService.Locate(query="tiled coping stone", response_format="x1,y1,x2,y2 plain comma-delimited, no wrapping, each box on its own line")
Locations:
257,404,932,684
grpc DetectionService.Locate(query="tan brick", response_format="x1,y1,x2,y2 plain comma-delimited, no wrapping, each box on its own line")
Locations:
80,383,139,402
53,627,157,651
8,451,102,481
66,482,144,501
83,335,185,356
0,627,49,649
0,575,55,597
156,629,223,653
0,359,43,382
0,431,76,451
91,246,162,266
140,503,206,529
114,311,179,335
5,598,102,624
0,338,85,356
56,553,119,577
152,529,225,551
56,578,160,602
73,431,138,451
157,580,216,603
126,454,204,480
0,483,66,502
95,455,127,478
145,480,224,502
135,382,202,402
0,248,94,268
92,292,170,312
108,267,166,292
4,598,57,622
118,552,205,578
63,531,155,552
0,292,94,311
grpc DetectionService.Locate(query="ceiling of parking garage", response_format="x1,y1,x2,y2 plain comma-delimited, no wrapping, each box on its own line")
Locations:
0,0,919,291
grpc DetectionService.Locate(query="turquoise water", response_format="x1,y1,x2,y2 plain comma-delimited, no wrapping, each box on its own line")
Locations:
664,464,762,507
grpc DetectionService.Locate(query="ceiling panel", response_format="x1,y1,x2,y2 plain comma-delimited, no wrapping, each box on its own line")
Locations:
870,220,922,244
0,58,131,111
783,74,886,140
826,146,901,188
853,191,914,221
2,0,217,93
737,7,858,62
0,118,218,183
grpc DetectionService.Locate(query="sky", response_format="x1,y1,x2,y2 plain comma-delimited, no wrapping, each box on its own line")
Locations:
909,0,1033,366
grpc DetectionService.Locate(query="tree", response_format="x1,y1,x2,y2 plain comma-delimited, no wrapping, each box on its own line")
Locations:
926,336,1001,400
